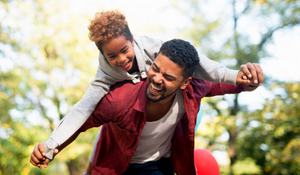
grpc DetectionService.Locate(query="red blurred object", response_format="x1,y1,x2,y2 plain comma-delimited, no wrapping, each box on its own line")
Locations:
194,149,220,175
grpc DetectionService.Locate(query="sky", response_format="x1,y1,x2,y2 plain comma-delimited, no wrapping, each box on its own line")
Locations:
77,0,300,82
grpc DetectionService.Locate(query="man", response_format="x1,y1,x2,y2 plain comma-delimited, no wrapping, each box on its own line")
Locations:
30,39,262,175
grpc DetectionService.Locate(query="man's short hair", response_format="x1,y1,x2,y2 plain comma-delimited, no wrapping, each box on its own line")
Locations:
159,39,199,78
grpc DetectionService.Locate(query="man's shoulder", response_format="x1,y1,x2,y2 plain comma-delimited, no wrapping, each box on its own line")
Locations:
104,79,145,103
189,79,211,96
190,78,210,88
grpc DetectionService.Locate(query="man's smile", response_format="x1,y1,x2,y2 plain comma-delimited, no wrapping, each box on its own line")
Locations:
151,83,163,91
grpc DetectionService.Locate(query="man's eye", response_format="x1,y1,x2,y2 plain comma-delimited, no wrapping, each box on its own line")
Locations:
152,67,158,72
165,76,173,81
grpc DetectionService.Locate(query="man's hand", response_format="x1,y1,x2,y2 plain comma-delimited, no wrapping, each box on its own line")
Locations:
30,142,59,169
236,63,264,86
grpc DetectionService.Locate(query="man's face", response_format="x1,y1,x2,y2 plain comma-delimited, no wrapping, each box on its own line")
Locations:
146,53,190,102
102,35,136,73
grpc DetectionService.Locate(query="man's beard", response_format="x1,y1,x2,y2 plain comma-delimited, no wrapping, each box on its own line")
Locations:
145,79,179,102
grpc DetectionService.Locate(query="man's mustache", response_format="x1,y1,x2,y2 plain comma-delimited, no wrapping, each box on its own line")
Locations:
150,78,165,90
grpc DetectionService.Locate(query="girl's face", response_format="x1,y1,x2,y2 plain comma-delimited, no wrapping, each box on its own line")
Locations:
102,35,137,73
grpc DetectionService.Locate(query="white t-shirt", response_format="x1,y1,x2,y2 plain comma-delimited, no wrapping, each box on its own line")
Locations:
131,90,186,164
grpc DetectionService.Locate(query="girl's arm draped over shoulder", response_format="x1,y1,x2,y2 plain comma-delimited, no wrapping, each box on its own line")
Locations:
193,55,238,85
43,64,124,160
136,35,239,85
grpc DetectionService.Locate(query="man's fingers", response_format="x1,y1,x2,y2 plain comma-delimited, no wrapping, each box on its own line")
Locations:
239,63,263,86
253,64,263,85
247,63,258,84
240,64,251,79
38,142,46,157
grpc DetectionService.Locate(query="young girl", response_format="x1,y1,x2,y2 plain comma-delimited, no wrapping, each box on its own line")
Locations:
31,10,259,172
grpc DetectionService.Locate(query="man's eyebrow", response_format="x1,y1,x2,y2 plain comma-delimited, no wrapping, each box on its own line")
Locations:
153,63,159,70
153,62,176,80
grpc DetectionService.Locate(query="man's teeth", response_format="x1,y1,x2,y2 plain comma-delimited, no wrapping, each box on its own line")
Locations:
151,83,162,91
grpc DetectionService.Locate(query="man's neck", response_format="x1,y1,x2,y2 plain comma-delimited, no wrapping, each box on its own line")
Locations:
146,94,176,122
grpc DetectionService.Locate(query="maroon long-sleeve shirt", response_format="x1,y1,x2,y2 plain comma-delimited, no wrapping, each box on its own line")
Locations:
79,78,243,175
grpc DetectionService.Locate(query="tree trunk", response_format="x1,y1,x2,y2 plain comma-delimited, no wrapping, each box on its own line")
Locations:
228,94,239,174
66,159,81,175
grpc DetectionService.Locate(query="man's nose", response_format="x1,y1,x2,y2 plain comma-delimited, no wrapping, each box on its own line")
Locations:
152,74,163,85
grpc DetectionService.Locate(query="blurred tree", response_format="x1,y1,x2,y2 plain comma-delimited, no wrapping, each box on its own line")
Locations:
1,0,299,174
236,82,300,175
171,0,300,174
0,0,101,174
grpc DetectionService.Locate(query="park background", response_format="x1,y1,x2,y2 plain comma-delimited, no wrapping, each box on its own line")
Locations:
1,0,300,174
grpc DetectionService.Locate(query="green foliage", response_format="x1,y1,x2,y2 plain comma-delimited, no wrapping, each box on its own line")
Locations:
236,82,300,174
232,158,262,175
174,0,300,174
0,0,100,174
1,0,300,174
0,122,49,175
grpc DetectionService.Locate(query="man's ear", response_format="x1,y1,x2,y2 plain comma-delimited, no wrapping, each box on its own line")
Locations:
180,77,192,90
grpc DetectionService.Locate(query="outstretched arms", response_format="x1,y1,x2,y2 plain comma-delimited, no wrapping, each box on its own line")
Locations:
193,55,263,86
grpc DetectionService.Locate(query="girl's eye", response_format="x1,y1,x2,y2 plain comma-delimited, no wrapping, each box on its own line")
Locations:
109,55,116,59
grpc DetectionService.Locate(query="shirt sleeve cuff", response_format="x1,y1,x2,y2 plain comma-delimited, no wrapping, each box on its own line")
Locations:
224,69,239,85
44,137,59,159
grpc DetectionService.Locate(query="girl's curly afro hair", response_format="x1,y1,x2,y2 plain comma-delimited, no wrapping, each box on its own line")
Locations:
88,10,132,53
